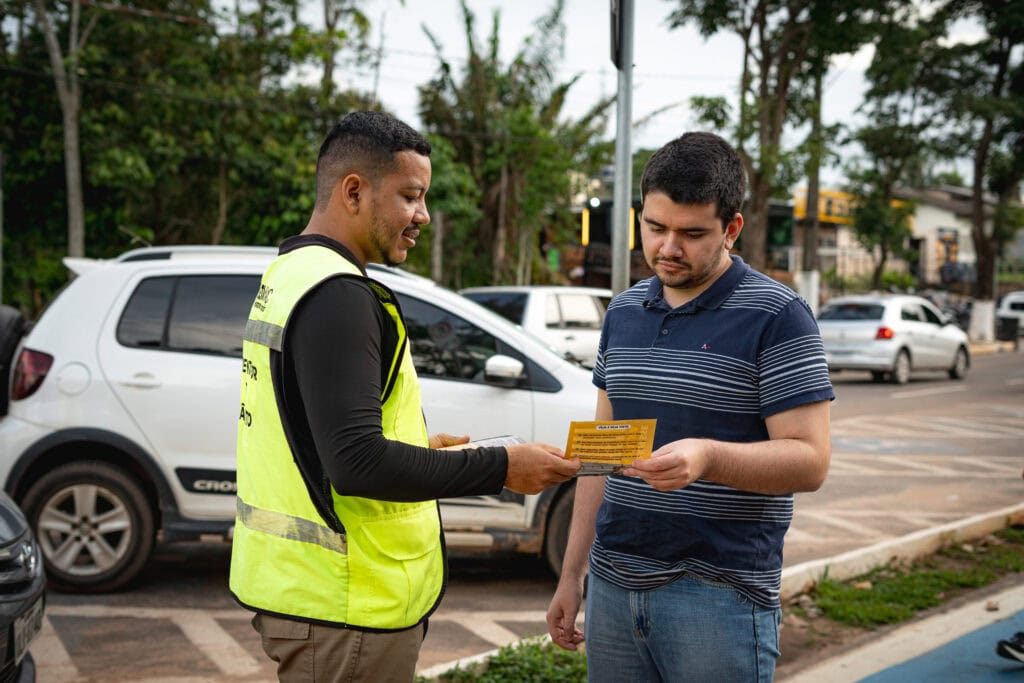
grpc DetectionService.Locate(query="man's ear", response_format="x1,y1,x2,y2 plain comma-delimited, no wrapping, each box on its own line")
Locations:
725,213,744,249
339,173,364,214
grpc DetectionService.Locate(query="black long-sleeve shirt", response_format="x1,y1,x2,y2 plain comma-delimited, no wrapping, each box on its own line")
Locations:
274,235,508,504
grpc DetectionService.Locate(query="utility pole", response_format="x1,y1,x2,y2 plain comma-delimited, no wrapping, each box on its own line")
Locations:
0,147,4,304
796,58,823,317
610,0,633,296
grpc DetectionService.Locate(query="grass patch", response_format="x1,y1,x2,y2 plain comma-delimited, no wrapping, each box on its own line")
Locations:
813,528,1024,627
418,640,586,683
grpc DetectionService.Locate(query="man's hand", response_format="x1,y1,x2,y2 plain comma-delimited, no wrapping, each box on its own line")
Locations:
504,443,579,494
429,433,470,449
546,578,585,651
620,438,710,491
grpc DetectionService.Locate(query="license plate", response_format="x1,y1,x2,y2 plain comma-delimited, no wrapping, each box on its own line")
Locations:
14,596,44,664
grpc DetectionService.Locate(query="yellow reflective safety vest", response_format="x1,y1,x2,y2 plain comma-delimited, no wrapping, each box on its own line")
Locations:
229,244,444,630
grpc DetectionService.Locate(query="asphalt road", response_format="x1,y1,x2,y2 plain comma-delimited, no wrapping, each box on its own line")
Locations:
31,349,1024,681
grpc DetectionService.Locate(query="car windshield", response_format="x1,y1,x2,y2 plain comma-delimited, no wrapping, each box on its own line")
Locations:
818,303,884,321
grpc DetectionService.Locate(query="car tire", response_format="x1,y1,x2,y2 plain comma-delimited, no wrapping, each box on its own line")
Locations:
543,485,575,577
21,460,155,593
891,350,911,385
948,347,969,380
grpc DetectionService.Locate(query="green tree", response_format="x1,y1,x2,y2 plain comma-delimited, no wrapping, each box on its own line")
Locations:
418,0,611,286
940,0,1024,309
861,0,1024,338
666,0,896,271
400,134,482,288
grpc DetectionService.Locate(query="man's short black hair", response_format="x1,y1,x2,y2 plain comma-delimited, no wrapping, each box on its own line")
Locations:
315,110,432,210
640,132,746,227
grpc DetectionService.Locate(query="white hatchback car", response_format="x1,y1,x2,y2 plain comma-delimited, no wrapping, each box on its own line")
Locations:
996,291,1024,336
818,294,970,384
459,285,612,368
0,246,595,592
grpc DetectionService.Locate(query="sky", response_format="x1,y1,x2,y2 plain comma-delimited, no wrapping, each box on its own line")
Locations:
324,0,879,189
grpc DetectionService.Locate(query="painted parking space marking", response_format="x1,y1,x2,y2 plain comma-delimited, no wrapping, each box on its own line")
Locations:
33,617,77,681
826,459,887,475
169,612,263,677
799,511,889,539
947,456,1023,473
826,451,1020,478
890,385,967,400
833,410,1024,440
880,458,960,476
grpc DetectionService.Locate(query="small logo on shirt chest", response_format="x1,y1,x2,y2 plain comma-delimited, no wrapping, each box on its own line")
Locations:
701,343,713,350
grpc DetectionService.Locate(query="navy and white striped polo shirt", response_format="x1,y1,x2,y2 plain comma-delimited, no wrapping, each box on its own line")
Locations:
591,255,834,608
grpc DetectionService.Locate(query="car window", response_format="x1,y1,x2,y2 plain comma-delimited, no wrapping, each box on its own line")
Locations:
167,276,260,356
901,305,924,322
462,291,528,325
919,303,944,325
818,303,884,321
117,277,175,348
400,295,501,382
551,294,603,330
117,275,259,357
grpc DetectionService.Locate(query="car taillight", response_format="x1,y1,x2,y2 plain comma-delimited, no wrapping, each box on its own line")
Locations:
875,326,895,340
11,349,54,400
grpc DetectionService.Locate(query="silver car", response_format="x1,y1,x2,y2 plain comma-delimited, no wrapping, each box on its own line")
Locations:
818,294,970,384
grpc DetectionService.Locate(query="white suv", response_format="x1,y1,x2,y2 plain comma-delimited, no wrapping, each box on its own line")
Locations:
0,247,595,592
460,285,612,368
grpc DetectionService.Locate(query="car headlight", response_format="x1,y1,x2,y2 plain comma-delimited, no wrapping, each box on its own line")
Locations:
0,532,43,589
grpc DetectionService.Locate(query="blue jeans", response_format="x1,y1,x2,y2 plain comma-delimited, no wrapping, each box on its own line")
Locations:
585,573,782,682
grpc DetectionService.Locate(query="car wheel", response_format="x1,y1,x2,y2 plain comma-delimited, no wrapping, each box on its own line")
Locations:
948,347,969,380
543,485,575,577
21,461,155,593
891,350,911,385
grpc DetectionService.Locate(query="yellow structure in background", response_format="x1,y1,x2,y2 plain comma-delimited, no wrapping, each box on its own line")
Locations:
793,188,855,225
580,207,635,249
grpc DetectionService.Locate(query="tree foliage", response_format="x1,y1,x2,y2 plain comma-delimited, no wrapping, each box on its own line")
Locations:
666,0,897,271
0,0,371,314
417,0,612,286
853,0,1024,338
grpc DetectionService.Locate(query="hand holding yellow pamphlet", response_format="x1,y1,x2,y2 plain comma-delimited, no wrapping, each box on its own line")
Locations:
564,419,656,476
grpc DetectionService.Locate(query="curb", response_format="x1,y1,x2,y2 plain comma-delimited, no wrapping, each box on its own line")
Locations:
783,582,1024,682
419,504,1024,680
970,340,1017,354
780,502,1024,601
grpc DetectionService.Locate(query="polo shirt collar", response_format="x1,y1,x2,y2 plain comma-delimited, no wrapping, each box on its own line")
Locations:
643,255,750,311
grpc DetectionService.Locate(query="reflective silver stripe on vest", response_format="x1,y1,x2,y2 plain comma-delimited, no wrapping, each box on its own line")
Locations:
237,499,348,554
244,319,284,351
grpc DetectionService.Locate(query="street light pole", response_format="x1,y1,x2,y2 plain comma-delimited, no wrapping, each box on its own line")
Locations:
610,0,633,296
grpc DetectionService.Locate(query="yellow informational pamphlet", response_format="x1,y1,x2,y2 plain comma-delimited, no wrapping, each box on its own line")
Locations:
564,419,657,476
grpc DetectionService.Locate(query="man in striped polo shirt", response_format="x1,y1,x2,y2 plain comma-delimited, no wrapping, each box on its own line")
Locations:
547,132,834,682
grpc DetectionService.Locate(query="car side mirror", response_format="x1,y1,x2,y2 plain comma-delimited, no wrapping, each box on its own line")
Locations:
483,354,525,388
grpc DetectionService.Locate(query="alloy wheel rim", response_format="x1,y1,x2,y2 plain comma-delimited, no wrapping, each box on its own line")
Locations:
36,484,133,577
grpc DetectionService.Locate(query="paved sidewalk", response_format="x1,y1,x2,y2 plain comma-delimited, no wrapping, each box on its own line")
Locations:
784,584,1024,682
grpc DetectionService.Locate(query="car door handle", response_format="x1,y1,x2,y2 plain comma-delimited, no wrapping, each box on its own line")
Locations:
121,373,161,389
564,335,576,341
